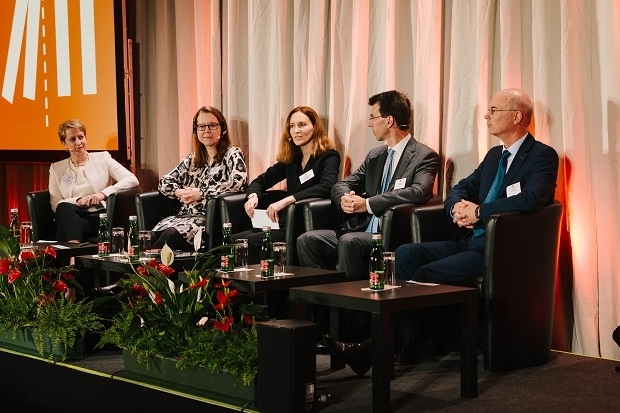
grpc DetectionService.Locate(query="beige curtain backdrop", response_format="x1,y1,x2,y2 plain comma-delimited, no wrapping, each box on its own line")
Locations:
134,0,620,360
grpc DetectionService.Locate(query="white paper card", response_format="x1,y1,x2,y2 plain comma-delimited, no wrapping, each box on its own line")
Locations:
506,182,521,197
251,209,280,229
299,169,315,184
394,178,406,189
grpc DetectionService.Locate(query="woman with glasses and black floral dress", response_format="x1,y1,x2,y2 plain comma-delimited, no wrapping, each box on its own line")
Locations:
150,106,247,251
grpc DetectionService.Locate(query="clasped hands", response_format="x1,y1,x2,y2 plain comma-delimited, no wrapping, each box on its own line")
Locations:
175,188,201,205
452,200,480,228
340,191,367,214
76,192,105,208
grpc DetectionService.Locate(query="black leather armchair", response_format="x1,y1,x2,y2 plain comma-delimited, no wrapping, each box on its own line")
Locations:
409,201,563,371
26,187,142,243
219,190,321,266
302,196,442,252
135,191,232,250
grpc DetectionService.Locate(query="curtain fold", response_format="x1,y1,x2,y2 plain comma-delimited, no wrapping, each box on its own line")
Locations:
134,0,620,360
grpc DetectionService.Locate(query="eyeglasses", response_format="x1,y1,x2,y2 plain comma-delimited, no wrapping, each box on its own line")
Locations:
368,114,386,121
196,123,220,131
488,108,517,116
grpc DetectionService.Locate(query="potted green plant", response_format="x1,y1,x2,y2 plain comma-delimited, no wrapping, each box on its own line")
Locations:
97,232,270,404
0,226,104,361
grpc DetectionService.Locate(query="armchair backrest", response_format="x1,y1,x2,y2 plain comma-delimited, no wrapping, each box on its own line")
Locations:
107,187,142,234
26,190,56,242
483,201,563,370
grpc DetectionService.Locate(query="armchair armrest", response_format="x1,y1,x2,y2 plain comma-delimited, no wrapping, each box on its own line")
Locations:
409,203,467,243
302,198,341,231
135,191,182,233
381,195,443,251
283,197,321,265
106,187,141,233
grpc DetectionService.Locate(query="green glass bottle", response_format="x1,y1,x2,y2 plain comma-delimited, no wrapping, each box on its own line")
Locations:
260,226,274,277
9,208,20,242
369,233,384,290
221,222,235,272
97,213,110,257
128,215,139,260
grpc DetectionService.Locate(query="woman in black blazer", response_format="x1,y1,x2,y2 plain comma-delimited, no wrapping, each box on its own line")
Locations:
234,106,341,263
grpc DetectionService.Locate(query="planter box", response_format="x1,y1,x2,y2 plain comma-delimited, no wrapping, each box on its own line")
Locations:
0,326,85,361
122,350,257,406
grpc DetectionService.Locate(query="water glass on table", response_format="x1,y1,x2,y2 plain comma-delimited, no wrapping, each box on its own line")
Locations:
383,251,396,286
139,230,152,258
235,239,248,269
273,242,287,274
20,221,32,247
112,227,125,255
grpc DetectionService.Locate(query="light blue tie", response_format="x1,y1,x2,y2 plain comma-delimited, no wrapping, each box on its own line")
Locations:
366,149,395,233
473,150,510,237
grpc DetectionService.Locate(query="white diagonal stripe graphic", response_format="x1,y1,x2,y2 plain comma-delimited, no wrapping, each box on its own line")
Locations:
2,0,28,103
23,0,41,100
55,0,70,96
80,0,96,94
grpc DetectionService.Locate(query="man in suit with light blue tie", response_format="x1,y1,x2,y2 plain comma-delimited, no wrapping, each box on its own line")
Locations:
297,90,440,281
395,88,559,284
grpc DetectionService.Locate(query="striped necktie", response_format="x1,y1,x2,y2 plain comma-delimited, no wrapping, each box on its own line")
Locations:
366,148,395,233
472,150,510,237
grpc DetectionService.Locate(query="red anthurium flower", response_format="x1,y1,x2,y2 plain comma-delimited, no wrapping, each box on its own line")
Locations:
156,263,175,276
214,290,229,310
52,280,68,292
188,278,207,290
60,271,74,280
43,246,57,259
244,315,253,325
41,271,52,282
131,283,147,297
20,251,35,261
8,268,22,283
214,316,234,332
148,259,157,267
215,279,232,289
136,266,148,276
0,258,10,274
154,291,164,305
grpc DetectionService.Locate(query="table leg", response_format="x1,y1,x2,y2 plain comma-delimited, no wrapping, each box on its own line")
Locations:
460,297,478,397
371,310,392,412
329,306,345,370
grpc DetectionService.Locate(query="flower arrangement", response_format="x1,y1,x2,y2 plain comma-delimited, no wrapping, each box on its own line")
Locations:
97,231,270,386
0,225,104,361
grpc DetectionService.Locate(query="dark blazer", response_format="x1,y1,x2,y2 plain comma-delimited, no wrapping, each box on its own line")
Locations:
445,133,559,227
332,137,440,231
247,148,341,201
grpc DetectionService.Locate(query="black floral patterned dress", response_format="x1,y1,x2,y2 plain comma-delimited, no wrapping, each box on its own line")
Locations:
153,146,247,244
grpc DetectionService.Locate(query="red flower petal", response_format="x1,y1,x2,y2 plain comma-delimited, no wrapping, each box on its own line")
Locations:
136,266,147,276
43,246,57,259
0,259,10,274
156,263,175,276
215,279,232,289
41,271,52,282
148,259,157,267
20,251,35,261
52,280,68,292
154,292,164,305
60,271,74,280
8,268,21,283
214,316,233,332
188,278,207,289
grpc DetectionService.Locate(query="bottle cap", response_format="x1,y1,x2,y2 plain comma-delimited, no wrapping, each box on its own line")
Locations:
129,215,137,221
371,233,382,240
223,222,232,228
10,208,18,213
100,213,107,218
262,226,271,231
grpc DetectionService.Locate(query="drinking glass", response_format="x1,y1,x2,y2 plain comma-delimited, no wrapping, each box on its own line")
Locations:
235,239,248,269
383,251,396,286
112,227,125,255
20,221,32,247
273,242,287,274
139,230,152,258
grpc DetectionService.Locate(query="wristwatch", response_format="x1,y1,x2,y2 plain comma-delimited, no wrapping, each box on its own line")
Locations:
247,193,258,200
475,206,480,219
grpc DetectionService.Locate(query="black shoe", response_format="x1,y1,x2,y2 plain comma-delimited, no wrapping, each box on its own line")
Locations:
92,284,122,296
322,333,372,376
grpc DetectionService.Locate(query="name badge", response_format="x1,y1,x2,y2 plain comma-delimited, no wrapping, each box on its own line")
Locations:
394,178,407,190
299,169,315,184
506,182,521,197
209,166,221,175
61,174,76,185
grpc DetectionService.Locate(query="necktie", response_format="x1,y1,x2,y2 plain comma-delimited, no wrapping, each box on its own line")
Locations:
473,150,510,237
366,149,395,233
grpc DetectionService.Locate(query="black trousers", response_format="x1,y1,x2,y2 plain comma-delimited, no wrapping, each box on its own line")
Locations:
55,203,102,242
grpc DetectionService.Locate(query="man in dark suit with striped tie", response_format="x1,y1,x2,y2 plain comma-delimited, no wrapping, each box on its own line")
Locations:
297,90,440,281
395,88,559,284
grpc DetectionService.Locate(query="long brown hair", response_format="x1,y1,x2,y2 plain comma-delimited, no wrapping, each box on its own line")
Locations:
276,106,334,164
191,106,231,168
